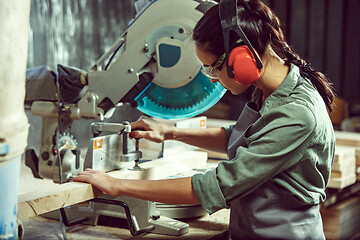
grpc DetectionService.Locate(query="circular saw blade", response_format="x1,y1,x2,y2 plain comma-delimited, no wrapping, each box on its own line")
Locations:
135,69,226,119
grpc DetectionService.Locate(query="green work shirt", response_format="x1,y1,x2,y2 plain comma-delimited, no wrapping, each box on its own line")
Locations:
192,64,335,214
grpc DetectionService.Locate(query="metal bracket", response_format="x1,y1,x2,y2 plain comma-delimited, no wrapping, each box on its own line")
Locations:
90,198,155,236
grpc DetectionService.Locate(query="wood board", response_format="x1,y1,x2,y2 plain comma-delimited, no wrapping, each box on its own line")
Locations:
18,151,208,219
335,130,360,181
328,174,356,189
333,145,356,164
321,194,360,240
335,131,360,147
329,145,357,189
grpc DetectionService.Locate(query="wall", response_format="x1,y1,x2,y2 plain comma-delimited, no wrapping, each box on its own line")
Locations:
26,0,360,140
267,0,360,102
26,0,142,151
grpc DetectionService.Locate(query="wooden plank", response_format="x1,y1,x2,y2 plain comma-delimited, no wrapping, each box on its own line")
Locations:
332,158,355,172
335,131,360,147
330,170,349,178
18,151,208,219
334,145,356,164
330,144,356,189
321,194,360,240
356,149,360,166
328,174,356,189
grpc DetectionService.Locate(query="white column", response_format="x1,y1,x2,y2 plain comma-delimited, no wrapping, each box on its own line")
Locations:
0,1,31,239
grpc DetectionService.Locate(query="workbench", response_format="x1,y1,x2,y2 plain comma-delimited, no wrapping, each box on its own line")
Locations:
21,209,230,240
18,149,230,239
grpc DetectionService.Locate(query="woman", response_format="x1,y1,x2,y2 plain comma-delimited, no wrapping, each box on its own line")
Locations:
73,1,335,239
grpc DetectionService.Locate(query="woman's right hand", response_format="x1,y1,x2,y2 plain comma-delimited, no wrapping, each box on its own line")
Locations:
130,116,175,143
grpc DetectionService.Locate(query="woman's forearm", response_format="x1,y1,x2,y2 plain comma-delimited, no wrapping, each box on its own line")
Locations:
72,170,199,204
130,117,228,153
167,127,227,153
98,177,199,204
114,177,199,205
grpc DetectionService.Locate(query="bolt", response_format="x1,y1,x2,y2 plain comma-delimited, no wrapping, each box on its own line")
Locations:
42,151,50,161
151,215,160,220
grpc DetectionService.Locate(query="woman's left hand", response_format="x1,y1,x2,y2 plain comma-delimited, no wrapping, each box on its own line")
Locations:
72,169,120,196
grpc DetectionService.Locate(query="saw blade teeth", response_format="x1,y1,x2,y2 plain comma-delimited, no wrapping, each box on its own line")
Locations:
135,70,226,119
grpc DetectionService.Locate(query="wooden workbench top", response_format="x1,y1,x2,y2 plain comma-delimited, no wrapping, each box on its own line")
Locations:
18,151,208,219
18,149,229,239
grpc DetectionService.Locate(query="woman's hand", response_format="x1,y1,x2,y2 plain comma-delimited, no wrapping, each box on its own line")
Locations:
72,169,120,196
73,169,199,205
130,116,174,143
130,116,228,153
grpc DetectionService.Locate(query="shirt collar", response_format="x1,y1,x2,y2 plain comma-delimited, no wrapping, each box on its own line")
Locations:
251,64,301,112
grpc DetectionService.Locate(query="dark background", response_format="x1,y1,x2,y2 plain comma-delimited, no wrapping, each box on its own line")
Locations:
26,0,360,149
216,0,360,120
265,0,360,103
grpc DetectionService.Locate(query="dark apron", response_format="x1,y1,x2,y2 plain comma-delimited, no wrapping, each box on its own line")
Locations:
227,102,325,240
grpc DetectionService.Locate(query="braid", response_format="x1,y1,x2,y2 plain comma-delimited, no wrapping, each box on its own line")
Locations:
263,6,335,111
281,42,335,111
193,0,335,111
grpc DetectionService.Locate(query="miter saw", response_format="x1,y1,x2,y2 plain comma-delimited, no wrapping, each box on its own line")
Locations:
25,0,225,236
25,0,225,183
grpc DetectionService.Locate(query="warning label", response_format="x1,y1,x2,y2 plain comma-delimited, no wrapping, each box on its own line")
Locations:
94,139,103,149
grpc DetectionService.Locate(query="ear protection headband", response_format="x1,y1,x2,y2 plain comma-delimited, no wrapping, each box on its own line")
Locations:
219,0,263,84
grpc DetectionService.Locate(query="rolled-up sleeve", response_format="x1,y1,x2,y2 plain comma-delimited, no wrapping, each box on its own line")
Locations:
192,170,227,214
192,103,316,214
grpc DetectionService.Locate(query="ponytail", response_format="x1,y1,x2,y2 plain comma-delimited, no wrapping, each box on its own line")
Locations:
281,44,335,111
254,1,335,112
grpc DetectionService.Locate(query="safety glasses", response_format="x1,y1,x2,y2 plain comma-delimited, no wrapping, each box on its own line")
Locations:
201,53,226,79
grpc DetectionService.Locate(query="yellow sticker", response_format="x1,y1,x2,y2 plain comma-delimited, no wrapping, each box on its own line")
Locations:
200,119,206,128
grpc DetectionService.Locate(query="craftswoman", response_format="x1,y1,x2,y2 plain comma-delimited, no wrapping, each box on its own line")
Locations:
73,0,335,239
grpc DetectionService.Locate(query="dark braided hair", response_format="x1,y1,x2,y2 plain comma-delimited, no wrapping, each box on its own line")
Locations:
193,0,335,111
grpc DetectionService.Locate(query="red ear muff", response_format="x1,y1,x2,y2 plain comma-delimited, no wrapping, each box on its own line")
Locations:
228,46,262,84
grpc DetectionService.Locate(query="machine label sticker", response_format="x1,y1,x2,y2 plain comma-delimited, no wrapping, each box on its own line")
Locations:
94,139,103,149
200,119,206,128
200,119,206,127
